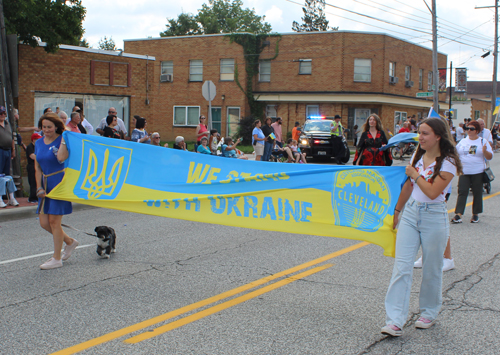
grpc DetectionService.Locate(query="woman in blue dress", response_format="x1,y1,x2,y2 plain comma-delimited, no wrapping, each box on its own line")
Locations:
35,113,78,270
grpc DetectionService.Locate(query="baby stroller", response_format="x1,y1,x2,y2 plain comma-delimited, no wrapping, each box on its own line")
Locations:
269,144,288,163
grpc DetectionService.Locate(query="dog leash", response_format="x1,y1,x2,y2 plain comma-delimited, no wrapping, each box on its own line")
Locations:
61,224,97,237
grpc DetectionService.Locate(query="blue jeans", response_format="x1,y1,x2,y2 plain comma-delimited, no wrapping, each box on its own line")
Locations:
0,149,11,175
262,141,273,161
0,175,17,195
385,197,449,328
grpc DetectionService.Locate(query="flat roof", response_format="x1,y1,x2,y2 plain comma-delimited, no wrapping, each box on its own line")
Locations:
35,42,155,61
124,30,446,56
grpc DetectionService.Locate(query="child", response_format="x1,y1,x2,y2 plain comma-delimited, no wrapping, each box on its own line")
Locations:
208,129,221,155
287,139,307,163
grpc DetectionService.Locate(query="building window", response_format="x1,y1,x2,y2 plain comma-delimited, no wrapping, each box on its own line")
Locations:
419,69,423,90
161,61,173,75
389,62,396,78
428,71,433,91
299,59,312,75
227,107,241,136
474,110,480,119
405,66,411,81
266,105,277,119
306,105,320,118
354,58,371,82
259,61,271,82
190,60,203,82
220,59,234,81
173,106,200,126
394,111,407,133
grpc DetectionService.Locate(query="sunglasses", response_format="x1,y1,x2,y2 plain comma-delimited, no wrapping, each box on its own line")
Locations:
467,127,476,131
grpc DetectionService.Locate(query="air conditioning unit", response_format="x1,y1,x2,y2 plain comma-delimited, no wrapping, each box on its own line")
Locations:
160,74,172,82
389,76,399,84
405,80,414,88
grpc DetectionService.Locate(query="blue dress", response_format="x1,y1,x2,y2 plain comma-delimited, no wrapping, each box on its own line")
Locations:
35,135,72,215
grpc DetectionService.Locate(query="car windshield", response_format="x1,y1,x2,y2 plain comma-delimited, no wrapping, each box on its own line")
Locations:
303,121,331,133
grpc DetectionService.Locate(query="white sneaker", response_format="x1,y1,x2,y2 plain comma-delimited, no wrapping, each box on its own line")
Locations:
62,239,79,261
0,200,6,208
40,257,63,270
414,256,423,268
443,258,455,272
8,198,19,206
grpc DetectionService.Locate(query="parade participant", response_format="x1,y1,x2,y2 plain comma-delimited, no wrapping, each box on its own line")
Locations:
451,120,493,224
353,125,359,146
103,115,124,139
455,123,465,142
26,133,42,203
252,120,266,161
261,117,275,161
0,106,15,176
96,108,127,136
35,113,78,270
197,136,212,154
353,114,391,166
330,114,345,165
130,117,150,144
195,115,209,152
477,119,493,148
65,112,81,133
382,118,462,336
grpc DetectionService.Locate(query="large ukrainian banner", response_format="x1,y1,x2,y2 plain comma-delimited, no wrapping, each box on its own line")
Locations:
49,132,407,257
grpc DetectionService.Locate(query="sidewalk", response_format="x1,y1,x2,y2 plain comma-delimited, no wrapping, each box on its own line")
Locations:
0,197,94,223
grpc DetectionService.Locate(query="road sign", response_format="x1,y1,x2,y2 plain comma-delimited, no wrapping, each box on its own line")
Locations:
202,81,217,130
416,92,433,97
202,81,216,102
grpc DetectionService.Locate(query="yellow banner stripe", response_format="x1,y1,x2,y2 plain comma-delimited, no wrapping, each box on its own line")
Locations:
125,264,333,343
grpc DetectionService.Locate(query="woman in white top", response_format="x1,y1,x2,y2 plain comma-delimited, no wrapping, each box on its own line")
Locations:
451,120,493,224
382,118,462,337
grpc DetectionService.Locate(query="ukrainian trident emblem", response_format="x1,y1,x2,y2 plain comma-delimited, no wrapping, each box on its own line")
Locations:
74,140,132,200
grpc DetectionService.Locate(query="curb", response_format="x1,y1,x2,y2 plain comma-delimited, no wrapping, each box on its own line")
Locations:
0,203,96,223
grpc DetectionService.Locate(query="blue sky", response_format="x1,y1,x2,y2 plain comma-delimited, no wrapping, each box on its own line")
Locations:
81,0,497,82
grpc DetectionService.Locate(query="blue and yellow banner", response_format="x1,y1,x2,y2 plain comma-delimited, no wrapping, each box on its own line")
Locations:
48,132,407,257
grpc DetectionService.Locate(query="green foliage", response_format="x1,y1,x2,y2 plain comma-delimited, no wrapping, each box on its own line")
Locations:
79,38,90,48
236,115,258,145
98,36,117,51
229,33,281,119
160,0,271,37
4,0,86,53
292,0,337,32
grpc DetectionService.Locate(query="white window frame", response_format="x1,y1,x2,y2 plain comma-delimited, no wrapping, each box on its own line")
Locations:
306,105,320,118
189,60,203,82
266,105,277,119
161,61,173,75
354,58,371,82
389,62,396,78
259,61,271,82
419,69,423,90
299,59,312,75
220,59,234,81
428,71,433,91
394,111,407,132
173,106,200,126
405,66,411,81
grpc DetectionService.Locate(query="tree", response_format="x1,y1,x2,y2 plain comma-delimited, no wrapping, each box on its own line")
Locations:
3,0,86,53
79,38,90,48
160,0,271,37
292,0,336,32
98,36,117,51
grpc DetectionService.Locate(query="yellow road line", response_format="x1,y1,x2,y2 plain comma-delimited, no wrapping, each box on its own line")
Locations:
50,242,368,355
125,264,333,344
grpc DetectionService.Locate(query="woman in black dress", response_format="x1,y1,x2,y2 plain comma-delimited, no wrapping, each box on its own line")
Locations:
354,114,392,166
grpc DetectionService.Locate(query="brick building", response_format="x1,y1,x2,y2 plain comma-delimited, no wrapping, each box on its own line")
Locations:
125,31,448,141
16,43,155,143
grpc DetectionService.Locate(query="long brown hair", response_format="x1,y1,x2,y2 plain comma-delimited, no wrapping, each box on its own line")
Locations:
411,118,463,180
38,113,66,135
362,113,384,133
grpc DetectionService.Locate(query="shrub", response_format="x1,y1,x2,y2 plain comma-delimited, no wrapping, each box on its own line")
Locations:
237,115,260,145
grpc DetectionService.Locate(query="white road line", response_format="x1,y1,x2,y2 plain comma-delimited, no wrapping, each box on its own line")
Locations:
0,244,95,265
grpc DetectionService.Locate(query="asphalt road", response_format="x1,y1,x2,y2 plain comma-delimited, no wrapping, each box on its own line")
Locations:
1,156,499,355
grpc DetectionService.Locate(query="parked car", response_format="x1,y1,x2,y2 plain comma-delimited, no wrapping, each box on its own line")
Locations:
298,118,350,162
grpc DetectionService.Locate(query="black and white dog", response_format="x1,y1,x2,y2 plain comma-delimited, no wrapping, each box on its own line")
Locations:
94,226,117,258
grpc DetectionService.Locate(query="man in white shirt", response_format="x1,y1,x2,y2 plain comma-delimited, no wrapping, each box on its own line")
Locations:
455,123,465,142
477,119,493,147
95,107,127,136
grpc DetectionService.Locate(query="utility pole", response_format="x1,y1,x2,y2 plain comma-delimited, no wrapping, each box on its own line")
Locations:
432,0,439,113
476,1,499,126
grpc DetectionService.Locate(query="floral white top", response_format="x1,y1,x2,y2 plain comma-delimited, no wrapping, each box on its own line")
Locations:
410,154,457,203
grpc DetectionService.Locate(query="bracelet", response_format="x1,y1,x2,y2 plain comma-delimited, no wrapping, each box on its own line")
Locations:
415,176,421,183
36,187,44,193
395,208,401,213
